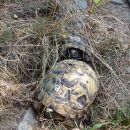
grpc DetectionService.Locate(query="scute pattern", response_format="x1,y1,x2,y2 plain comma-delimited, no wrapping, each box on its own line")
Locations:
42,59,99,119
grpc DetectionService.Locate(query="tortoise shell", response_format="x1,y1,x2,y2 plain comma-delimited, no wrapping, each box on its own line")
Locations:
41,59,99,119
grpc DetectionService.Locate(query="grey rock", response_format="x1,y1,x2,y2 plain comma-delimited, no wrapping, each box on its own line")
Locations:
110,0,124,5
56,0,88,12
18,107,36,130
126,67,130,73
74,0,88,11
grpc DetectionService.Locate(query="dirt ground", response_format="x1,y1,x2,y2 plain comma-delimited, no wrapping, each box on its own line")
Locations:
0,0,130,130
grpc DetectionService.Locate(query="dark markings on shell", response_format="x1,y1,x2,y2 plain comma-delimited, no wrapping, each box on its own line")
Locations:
80,82,86,89
54,96,65,103
65,92,69,102
68,63,75,66
77,72,84,76
71,90,79,96
68,90,71,101
52,77,57,84
52,70,64,75
77,95,87,108
61,78,78,88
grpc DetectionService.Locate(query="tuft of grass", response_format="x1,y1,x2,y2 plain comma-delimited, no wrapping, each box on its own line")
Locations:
109,108,130,127
89,108,130,130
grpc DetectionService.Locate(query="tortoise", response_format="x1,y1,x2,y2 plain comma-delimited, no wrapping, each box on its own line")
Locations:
38,19,99,120
37,0,99,120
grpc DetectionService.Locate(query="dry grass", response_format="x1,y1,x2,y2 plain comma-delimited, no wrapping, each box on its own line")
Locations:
0,0,130,130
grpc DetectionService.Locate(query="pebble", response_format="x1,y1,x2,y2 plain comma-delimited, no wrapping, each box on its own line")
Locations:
13,14,18,19
110,0,124,5
12,10,36,19
13,12,26,19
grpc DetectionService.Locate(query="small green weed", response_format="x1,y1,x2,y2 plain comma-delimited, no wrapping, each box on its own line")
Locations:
89,108,130,130
109,108,130,128
93,0,102,5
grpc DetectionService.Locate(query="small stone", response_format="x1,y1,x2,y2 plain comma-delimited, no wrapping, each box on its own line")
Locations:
13,12,26,19
110,0,124,5
18,107,36,130
74,0,88,11
13,14,18,19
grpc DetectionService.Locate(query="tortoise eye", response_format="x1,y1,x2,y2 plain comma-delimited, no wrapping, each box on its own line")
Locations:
77,95,87,108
